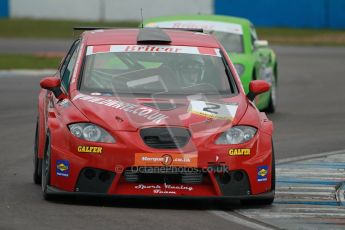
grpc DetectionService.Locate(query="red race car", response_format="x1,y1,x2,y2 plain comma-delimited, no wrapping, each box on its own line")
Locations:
33,27,275,205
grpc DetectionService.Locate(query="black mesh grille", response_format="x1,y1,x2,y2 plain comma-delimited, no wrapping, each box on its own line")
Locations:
124,167,204,184
140,127,190,149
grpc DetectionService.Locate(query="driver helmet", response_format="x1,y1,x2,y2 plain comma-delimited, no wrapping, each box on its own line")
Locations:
179,57,205,86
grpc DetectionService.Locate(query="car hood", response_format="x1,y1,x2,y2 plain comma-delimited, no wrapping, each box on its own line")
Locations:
72,93,248,132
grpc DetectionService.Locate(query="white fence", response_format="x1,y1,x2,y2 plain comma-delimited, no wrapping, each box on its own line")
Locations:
10,0,214,21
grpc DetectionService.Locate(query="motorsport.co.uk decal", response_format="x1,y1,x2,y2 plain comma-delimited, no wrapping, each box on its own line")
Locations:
134,183,193,194
145,20,243,35
73,94,168,124
228,148,251,156
188,100,238,120
257,166,268,182
77,146,103,154
56,160,70,177
86,45,221,57
135,153,198,167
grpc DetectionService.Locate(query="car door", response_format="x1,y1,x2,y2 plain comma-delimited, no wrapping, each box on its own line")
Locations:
44,40,80,126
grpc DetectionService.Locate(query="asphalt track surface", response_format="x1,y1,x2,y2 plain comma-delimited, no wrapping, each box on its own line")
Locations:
0,45,345,230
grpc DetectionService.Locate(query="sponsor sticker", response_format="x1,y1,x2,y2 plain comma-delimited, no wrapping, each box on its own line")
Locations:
86,45,221,57
56,160,70,177
228,148,251,156
134,183,193,194
146,20,243,35
77,146,103,154
188,100,238,120
73,94,168,124
257,166,268,182
135,153,197,167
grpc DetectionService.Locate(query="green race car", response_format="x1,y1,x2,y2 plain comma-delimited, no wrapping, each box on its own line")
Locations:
143,15,277,112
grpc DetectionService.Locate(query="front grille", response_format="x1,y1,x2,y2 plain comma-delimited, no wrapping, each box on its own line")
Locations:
140,127,191,149
124,167,204,184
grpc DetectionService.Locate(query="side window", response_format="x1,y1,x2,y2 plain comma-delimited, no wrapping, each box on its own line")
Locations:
250,25,258,48
60,40,80,91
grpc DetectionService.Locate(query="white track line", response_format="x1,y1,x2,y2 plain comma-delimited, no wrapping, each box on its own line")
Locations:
209,210,276,230
242,212,345,218
276,149,345,164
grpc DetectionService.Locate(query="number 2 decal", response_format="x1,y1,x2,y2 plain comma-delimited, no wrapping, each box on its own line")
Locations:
203,103,221,114
189,100,238,120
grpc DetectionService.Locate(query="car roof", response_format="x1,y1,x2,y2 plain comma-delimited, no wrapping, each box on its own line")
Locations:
82,28,221,48
143,14,252,28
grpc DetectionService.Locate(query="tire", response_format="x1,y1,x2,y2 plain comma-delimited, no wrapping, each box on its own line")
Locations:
33,118,42,185
241,141,275,206
41,134,52,200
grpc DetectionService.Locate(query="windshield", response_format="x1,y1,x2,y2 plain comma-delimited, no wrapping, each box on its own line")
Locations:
211,31,244,53
80,45,237,97
145,21,244,54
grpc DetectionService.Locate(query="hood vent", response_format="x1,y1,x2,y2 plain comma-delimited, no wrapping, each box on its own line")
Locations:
137,28,171,44
141,102,184,111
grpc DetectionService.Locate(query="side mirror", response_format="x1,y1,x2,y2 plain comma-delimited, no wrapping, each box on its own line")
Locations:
254,40,268,49
40,76,61,89
247,80,270,101
40,77,64,99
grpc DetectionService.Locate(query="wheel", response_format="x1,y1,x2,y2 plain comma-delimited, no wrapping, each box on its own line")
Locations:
33,118,42,185
41,134,52,200
241,141,275,205
264,73,277,113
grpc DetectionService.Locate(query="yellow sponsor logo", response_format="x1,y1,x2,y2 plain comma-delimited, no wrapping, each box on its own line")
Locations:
228,149,251,156
57,163,68,172
258,168,268,177
77,146,103,154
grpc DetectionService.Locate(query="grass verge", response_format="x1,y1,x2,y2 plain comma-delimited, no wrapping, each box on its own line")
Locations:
257,28,345,46
0,54,61,69
0,19,138,39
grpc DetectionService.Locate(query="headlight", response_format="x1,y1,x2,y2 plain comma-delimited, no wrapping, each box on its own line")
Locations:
69,123,115,143
215,126,257,145
234,64,245,77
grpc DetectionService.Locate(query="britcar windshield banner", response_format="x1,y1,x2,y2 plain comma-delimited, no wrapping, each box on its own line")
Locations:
86,45,221,57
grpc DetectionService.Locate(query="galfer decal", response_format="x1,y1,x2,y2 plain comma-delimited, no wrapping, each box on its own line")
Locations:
135,153,198,167
86,45,221,57
188,100,238,120
257,166,268,182
135,183,193,194
56,160,70,177
228,149,251,156
77,146,103,154
73,94,168,124
146,20,243,35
